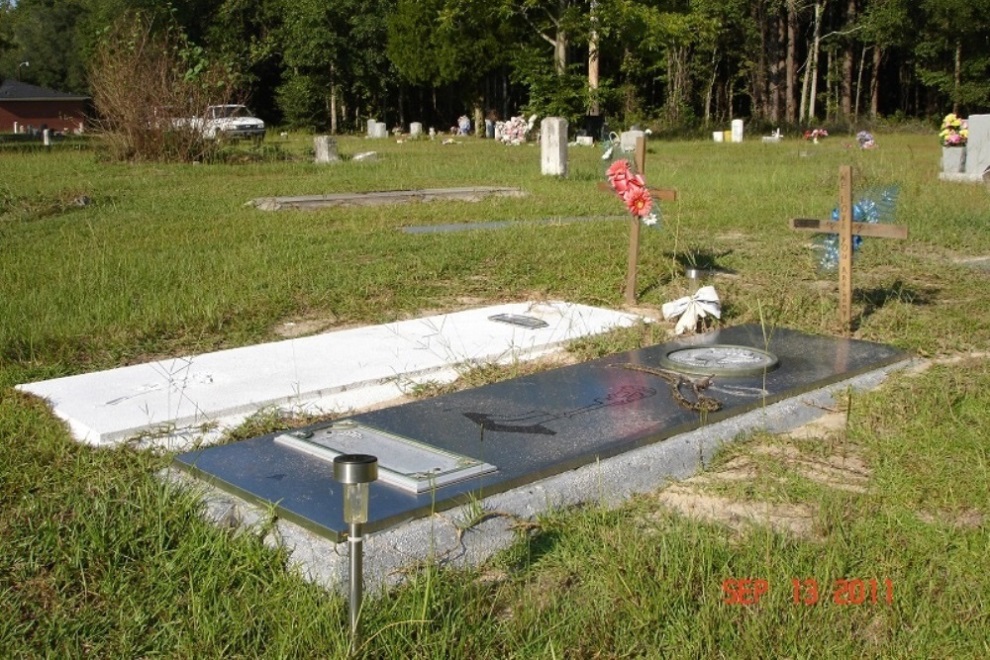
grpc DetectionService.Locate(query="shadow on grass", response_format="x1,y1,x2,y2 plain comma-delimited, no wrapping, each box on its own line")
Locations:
853,280,938,329
662,248,736,274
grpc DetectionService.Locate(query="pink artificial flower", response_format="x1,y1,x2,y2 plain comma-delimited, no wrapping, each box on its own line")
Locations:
607,159,631,193
623,184,653,217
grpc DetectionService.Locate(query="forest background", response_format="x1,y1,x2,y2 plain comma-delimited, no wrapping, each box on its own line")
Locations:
1,0,989,136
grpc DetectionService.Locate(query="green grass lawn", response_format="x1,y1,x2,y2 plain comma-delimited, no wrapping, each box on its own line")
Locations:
1,133,988,657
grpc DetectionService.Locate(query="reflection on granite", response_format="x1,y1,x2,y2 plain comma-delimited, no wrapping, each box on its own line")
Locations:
174,325,906,541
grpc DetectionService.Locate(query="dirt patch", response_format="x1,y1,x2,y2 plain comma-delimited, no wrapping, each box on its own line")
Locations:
917,508,985,529
274,316,339,338
651,434,875,538
655,485,817,538
785,409,848,439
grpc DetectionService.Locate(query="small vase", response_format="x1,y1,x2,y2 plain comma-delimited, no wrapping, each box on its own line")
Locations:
941,146,966,174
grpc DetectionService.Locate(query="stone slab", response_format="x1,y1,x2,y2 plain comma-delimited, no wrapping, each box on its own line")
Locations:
17,302,645,447
250,187,526,211
173,326,907,542
400,215,629,234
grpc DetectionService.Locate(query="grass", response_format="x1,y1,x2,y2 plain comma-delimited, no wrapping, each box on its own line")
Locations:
1,131,988,657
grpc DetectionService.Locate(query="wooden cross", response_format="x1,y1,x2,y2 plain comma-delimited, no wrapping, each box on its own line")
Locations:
598,136,678,305
789,165,908,334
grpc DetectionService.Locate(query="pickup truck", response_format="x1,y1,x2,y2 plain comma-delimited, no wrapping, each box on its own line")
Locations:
177,105,265,140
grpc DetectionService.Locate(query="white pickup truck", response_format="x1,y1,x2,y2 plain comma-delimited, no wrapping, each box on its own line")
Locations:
178,105,265,140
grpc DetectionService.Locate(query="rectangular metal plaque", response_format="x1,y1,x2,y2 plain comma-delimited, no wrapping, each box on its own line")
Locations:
488,313,549,329
274,422,496,493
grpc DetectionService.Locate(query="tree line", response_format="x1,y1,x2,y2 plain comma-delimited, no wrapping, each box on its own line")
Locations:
1,0,988,134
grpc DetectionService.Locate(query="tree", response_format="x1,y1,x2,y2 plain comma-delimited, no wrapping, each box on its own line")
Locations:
388,0,509,129
1,0,88,92
916,0,990,112
88,12,237,161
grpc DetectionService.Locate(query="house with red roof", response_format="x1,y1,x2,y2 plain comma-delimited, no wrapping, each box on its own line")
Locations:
0,79,89,134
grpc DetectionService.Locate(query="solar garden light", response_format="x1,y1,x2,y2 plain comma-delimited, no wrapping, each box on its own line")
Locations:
332,454,378,642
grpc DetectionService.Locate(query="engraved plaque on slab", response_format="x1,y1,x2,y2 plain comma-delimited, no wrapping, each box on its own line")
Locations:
274,422,496,493
658,344,780,377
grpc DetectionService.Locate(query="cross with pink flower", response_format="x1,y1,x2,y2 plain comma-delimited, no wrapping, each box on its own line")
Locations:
600,137,677,305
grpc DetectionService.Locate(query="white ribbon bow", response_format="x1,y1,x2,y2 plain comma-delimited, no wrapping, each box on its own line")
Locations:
661,285,722,335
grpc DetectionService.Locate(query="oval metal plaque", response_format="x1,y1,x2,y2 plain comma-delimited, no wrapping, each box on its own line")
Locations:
658,344,780,377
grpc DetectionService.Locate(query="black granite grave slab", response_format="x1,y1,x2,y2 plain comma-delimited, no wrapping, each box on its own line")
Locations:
173,325,907,541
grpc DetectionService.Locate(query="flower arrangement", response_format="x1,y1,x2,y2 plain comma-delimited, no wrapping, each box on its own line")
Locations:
814,186,899,271
606,159,660,226
939,113,968,146
856,130,876,149
803,128,828,141
495,114,538,145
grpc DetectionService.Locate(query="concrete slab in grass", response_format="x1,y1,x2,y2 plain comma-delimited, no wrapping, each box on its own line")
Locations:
17,301,647,448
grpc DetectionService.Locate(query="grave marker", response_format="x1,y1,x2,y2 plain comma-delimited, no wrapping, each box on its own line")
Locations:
313,136,339,163
599,136,678,305
940,114,990,183
173,325,909,542
789,166,908,333
540,117,568,176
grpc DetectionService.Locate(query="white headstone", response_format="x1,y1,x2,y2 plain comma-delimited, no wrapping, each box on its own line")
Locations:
13,121,19,134
409,122,423,138
43,129,50,146
367,119,378,137
352,151,378,162
428,127,436,140
540,117,568,176
620,130,645,153
370,122,388,139
712,131,724,143
313,135,339,164
575,136,594,147
964,114,990,179
731,119,744,143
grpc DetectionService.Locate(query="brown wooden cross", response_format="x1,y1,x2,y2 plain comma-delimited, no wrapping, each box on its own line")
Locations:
598,136,678,305
789,165,908,334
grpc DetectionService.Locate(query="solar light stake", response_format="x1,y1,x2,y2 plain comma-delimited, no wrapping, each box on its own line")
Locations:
333,454,378,645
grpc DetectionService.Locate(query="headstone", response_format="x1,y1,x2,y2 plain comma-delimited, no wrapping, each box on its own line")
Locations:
712,131,724,143
762,128,782,143
313,136,339,164
173,325,909,542
575,135,594,147
409,122,423,138
370,122,388,139
352,151,378,162
428,127,436,140
43,129,50,147
366,119,377,138
620,129,645,153
731,119,744,143
540,117,568,176
964,114,990,180
12,121,18,134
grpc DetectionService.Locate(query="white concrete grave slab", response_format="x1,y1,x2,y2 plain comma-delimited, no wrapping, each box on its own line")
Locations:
18,302,647,448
